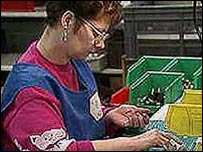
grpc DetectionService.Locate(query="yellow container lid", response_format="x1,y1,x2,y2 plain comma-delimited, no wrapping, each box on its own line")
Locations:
181,89,202,105
166,103,202,136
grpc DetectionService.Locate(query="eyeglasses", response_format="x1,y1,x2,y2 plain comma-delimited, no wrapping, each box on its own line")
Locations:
81,18,111,41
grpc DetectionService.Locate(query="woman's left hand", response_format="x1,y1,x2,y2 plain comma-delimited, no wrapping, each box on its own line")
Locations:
105,104,150,128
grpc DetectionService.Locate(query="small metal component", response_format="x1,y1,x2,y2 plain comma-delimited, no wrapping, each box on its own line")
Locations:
141,88,165,106
181,78,194,89
164,138,184,151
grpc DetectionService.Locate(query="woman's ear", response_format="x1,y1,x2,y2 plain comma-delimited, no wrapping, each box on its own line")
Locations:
61,10,75,30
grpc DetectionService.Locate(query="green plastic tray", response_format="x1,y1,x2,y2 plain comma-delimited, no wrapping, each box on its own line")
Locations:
126,56,175,86
162,57,202,89
192,66,202,89
129,71,184,114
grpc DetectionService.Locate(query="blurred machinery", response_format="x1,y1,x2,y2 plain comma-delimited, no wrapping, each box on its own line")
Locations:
123,1,202,59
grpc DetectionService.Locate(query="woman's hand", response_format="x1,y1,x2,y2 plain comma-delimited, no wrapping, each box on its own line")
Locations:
130,129,183,151
92,129,183,151
105,104,150,128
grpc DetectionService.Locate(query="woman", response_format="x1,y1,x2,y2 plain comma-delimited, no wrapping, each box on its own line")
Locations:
1,1,176,151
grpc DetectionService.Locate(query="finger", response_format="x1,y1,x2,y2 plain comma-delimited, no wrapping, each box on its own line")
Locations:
157,131,184,150
120,106,133,114
121,105,150,116
122,118,130,127
124,111,132,117
141,112,150,125
118,115,130,127
134,107,150,113
125,112,134,128
164,133,183,150
125,117,133,127
131,114,139,128
159,134,170,144
120,105,141,114
156,133,170,148
164,133,183,145
136,113,146,128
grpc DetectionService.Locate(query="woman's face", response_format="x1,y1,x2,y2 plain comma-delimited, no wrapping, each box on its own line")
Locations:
67,16,110,59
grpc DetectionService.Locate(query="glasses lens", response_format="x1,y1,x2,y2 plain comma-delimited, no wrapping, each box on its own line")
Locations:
82,18,111,41
91,29,100,38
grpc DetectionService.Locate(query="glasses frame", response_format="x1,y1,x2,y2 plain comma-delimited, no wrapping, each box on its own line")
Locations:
81,18,110,41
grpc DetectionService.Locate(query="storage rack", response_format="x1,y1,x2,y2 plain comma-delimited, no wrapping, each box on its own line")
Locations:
123,4,202,58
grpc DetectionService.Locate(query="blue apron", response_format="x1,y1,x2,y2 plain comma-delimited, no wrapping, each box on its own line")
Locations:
1,59,105,140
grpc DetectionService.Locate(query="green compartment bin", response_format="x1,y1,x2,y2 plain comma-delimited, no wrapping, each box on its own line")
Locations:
126,56,175,86
162,57,202,89
192,66,202,89
129,71,184,114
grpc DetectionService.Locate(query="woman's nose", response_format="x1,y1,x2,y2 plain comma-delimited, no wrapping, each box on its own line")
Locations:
93,39,105,49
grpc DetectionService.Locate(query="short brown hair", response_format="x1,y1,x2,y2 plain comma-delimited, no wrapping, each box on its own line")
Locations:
45,1,122,31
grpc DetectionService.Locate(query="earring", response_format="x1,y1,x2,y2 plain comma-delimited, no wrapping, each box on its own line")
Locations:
62,31,68,42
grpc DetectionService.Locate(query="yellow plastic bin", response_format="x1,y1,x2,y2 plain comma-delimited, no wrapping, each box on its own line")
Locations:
181,89,202,105
166,103,202,136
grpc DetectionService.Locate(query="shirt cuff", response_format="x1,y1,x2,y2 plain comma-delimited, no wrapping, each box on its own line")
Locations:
102,104,121,138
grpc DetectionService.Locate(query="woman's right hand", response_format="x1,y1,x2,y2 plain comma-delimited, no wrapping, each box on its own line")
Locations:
92,129,183,151
129,129,182,151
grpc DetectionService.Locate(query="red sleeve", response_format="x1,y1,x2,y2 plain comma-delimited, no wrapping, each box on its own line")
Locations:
101,104,121,138
2,86,95,151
